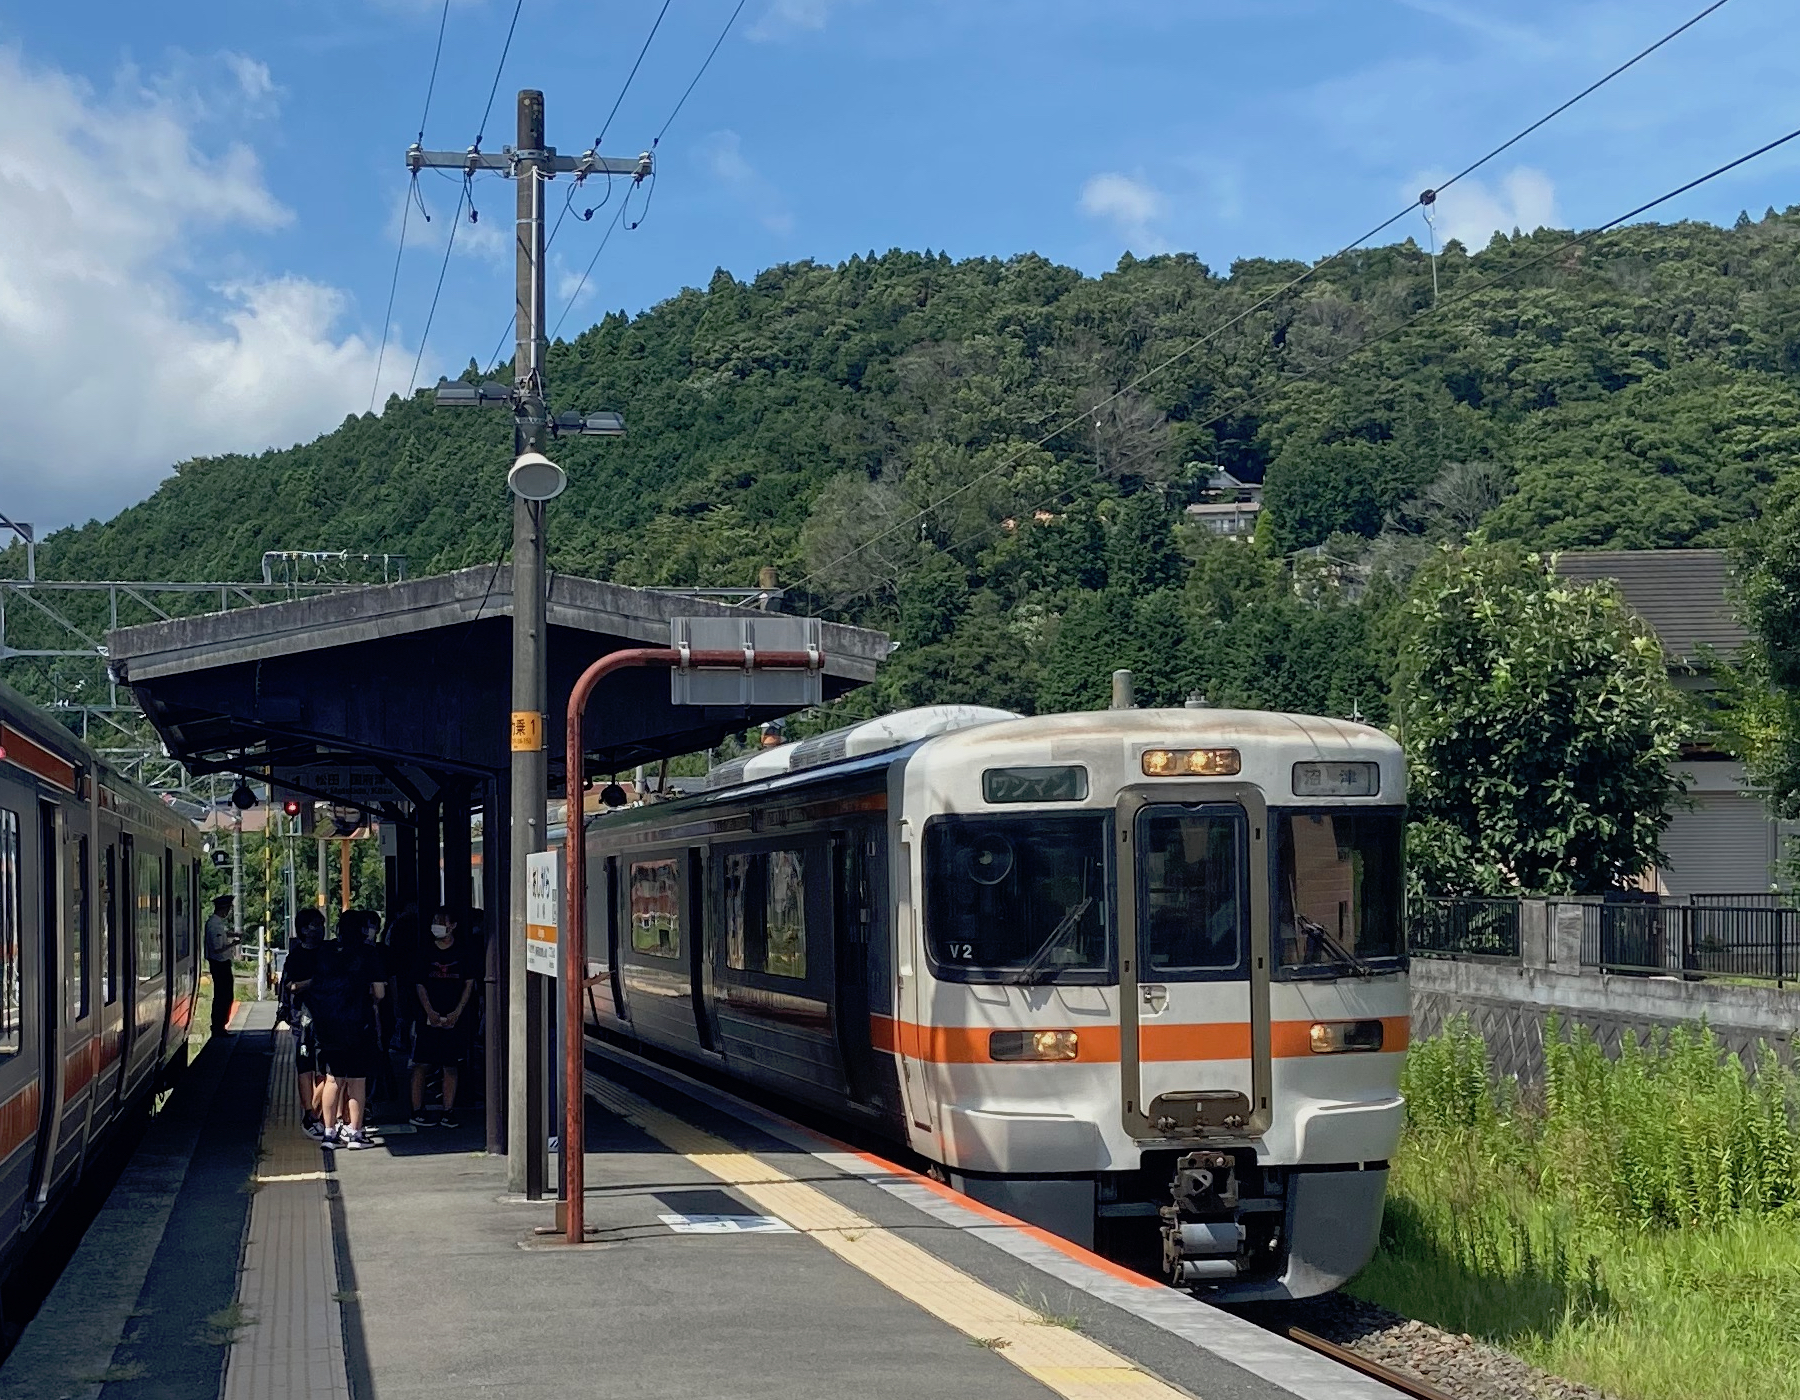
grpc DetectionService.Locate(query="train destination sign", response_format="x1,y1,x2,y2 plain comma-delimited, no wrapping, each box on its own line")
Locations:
268,766,407,806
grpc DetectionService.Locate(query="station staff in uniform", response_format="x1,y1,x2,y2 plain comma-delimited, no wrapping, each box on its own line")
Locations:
203,895,239,1036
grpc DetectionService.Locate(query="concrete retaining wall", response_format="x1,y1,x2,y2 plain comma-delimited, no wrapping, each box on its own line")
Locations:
1410,899,1800,1082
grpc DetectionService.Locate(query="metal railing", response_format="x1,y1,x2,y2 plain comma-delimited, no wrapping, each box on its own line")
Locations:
1408,897,1522,960
1579,901,1800,985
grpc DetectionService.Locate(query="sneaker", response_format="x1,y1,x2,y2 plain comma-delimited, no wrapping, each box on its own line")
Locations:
319,1126,341,1149
341,1131,374,1150
303,1119,327,1142
436,1114,458,1129
409,1113,434,1127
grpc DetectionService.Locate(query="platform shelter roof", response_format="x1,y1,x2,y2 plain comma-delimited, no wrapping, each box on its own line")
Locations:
106,566,887,806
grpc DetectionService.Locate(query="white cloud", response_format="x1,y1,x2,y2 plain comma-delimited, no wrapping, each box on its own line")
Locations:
1412,165,1559,250
703,130,795,236
0,46,418,532
748,0,856,41
1079,171,1168,252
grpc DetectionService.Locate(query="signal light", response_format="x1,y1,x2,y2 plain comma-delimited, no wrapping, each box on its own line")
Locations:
282,799,301,817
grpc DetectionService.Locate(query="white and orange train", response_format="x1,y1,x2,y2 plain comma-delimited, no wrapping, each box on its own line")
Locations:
0,680,201,1292
577,704,1408,1298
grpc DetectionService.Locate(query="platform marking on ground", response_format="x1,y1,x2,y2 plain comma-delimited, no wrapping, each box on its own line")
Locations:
588,1074,1193,1400
224,1022,352,1400
585,1038,1401,1400
658,1212,795,1234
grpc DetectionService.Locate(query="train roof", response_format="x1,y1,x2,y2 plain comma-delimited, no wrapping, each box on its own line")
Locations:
0,675,195,833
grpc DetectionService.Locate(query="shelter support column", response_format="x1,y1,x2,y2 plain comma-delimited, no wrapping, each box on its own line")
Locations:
483,776,506,1157
415,798,442,912
443,781,473,916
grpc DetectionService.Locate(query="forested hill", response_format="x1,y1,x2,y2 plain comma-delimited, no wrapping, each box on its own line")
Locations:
17,211,1800,723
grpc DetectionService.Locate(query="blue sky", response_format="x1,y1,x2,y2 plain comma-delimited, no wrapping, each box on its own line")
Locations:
2,0,1798,534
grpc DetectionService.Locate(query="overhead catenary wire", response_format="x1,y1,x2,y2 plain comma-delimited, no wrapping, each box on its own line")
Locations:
915,122,1800,575
786,0,1740,595
369,0,456,412
597,0,674,150
654,0,749,146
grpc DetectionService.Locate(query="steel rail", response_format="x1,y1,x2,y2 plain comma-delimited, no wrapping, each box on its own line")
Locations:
1284,1326,1460,1400
560,645,821,1243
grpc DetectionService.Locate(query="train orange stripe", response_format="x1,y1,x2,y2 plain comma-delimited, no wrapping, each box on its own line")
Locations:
0,1082,41,1159
870,1014,1409,1064
0,723,77,792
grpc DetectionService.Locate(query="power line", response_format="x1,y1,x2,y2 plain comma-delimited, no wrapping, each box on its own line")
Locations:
914,122,1800,576
655,0,748,145
369,0,456,412
474,0,527,150
789,0,1739,594
549,199,630,342
416,0,452,143
406,180,472,397
597,0,673,149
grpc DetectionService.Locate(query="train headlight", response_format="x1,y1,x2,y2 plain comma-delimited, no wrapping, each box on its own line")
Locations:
1309,1020,1384,1054
1140,748,1240,777
989,1029,1080,1061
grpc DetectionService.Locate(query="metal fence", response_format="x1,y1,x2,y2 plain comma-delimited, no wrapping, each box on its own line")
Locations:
1579,901,1800,985
1408,897,1522,960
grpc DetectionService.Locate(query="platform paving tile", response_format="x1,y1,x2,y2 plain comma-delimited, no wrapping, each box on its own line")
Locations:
221,1011,350,1400
331,1096,1063,1400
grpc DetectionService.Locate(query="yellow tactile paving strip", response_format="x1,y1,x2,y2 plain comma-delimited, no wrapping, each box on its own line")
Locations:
223,1026,352,1400
588,1074,1194,1400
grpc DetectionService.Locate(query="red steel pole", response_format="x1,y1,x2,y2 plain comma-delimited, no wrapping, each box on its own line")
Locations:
562,646,821,1243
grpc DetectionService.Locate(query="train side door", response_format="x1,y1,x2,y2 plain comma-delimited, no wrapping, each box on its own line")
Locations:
894,833,935,1134
0,784,39,1231
1117,789,1273,1144
26,800,63,1213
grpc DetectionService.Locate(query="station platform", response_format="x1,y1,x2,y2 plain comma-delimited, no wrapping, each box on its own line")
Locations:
2,1002,1400,1400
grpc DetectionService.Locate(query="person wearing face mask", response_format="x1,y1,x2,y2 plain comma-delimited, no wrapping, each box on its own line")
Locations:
409,907,477,1128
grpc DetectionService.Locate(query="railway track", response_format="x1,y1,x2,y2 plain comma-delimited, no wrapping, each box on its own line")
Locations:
1283,1326,1459,1400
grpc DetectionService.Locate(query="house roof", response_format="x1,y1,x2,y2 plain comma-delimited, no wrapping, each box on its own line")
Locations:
1552,549,1748,664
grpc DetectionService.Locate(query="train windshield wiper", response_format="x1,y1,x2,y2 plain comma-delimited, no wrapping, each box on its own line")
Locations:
1294,913,1374,977
1007,897,1095,985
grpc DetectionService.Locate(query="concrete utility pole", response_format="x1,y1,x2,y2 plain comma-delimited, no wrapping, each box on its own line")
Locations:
410,92,641,1196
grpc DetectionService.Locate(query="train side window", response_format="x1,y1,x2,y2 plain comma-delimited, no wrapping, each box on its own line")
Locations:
171,852,189,962
0,808,19,1059
719,849,807,981
102,843,118,1006
628,859,680,960
765,851,806,979
71,835,90,1022
135,849,164,982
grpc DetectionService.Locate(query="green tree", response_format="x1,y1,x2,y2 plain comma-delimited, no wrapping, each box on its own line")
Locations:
1396,543,1687,895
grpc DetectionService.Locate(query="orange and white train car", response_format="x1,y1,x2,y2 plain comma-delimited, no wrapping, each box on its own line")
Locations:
578,704,1407,1299
0,680,200,1295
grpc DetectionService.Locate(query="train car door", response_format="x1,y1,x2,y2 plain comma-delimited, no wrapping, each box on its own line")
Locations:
25,801,63,1216
893,833,936,1134
0,781,41,1236
1117,789,1273,1144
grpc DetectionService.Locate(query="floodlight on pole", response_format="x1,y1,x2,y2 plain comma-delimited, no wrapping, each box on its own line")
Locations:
507,451,567,502
433,378,512,408
550,409,627,438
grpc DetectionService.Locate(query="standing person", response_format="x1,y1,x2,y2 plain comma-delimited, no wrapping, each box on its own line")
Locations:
307,913,387,1149
203,895,239,1036
409,907,478,1129
278,908,328,1138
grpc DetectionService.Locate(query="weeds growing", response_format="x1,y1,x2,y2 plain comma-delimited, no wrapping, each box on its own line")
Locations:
1351,1016,1800,1400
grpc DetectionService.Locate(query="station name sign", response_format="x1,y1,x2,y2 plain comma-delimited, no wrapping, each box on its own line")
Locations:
269,765,407,807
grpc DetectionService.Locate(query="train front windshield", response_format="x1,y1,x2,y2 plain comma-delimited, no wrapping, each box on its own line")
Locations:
1274,809,1404,975
924,814,1110,983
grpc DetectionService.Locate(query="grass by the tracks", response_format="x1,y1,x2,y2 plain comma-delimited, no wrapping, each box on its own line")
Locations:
1349,1018,1800,1400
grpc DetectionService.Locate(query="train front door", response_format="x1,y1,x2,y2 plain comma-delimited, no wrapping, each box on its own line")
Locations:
1117,788,1273,1144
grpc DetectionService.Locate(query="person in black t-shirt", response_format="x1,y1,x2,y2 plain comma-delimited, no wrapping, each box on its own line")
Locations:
308,914,387,1148
409,907,477,1129
278,909,327,1139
